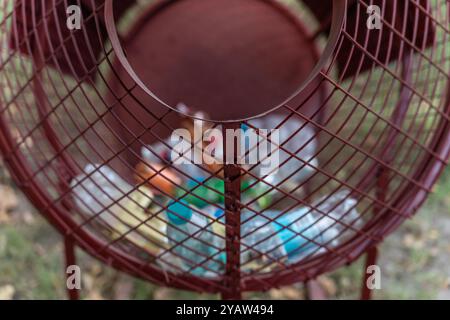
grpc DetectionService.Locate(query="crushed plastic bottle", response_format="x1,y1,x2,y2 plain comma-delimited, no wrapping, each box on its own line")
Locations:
241,190,362,267
247,114,318,189
309,190,362,249
71,164,168,255
165,200,225,277
71,164,133,224
161,190,362,275
241,209,320,267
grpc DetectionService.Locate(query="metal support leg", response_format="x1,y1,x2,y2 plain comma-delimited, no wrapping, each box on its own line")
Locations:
221,123,242,300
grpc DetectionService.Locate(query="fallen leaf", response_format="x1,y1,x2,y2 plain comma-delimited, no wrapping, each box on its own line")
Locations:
429,246,440,257
340,277,351,288
22,211,35,225
113,275,134,300
0,285,15,300
403,234,415,248
154,287,175,300
0,185,18,223
402,233,425,249
268,286,303,300
86,289,104,300
89,263,103,277
83,273,95,292
318,276,337,296
34,244,46,256
428,229,440,241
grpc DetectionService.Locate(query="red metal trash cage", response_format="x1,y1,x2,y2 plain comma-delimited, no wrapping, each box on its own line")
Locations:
0,0,449,299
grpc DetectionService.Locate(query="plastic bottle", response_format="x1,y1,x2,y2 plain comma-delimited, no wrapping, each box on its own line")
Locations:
241,179,274,210
240,190,361,266
247,115,318,189
178,177,274,210
165,200,225,276
135,161,181,196
71,164,168,255
176,177,225,208
185,191,360,273
310,190,361,248
241,209,321,267
71,164,133,225
142,141,210,180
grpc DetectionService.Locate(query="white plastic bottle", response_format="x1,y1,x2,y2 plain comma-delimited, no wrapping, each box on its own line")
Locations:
247,114,318,189
240,190,361,266
71,164,167,255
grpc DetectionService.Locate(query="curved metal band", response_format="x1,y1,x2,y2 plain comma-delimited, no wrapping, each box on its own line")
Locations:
104,0,347,122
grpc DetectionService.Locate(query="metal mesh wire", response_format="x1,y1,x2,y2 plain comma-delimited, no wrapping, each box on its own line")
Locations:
0,0,449,296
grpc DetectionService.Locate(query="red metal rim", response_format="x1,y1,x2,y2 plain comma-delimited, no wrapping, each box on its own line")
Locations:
104,0,347,123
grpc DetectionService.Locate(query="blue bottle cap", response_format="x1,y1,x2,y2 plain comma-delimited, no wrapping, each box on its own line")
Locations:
213,208,224,219
167,200,193,225
187,177,206,188
272,211,320,259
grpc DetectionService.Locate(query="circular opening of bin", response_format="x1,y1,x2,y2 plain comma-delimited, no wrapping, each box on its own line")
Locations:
105,0,345,122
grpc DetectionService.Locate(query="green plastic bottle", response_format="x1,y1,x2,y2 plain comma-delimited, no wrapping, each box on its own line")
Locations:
176,177,274,209
241,179,273,210
176,178,225,208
